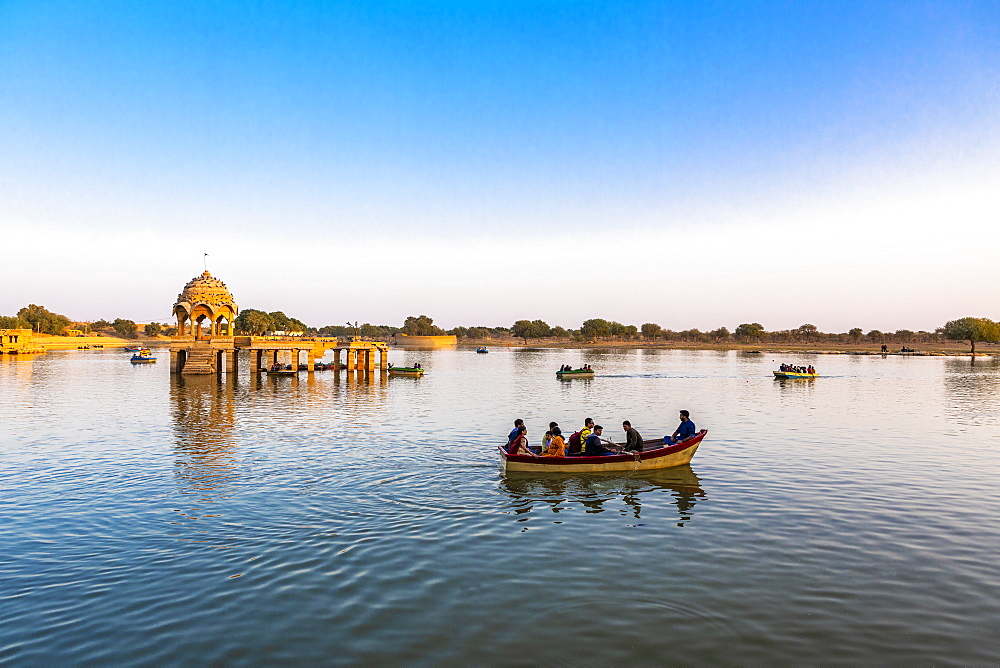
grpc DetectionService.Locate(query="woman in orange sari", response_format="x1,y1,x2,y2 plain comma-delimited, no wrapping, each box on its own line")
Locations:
541,426,566,457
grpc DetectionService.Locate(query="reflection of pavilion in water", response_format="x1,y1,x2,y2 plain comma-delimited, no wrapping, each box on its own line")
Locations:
170,375,238,501
500,465,706,526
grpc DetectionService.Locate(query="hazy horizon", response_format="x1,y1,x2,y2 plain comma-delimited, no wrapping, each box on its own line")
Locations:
2,1,997,332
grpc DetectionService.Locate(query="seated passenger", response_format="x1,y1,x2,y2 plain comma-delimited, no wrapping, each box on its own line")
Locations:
622,420,644,452
539,421,558,454
578,418,594,450
664,410,696,444
507,425,536,456
507,419,524,447
566,429,584,456
583,425,616,456
542,426,565,457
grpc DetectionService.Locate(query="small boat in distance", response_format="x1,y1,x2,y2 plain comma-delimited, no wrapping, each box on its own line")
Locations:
557,367,594,379
266,363,296,375
123,346,142,352
773,363,818,379
312,361,345,371
500,430,707,473
388,365,424,377
130,349,156,364
476,347,488,354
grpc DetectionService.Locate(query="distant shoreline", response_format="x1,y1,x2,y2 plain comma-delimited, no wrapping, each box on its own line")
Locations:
448,338,997,357
22,333,995,357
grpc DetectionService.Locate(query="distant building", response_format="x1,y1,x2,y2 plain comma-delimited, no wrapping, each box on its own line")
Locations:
65,329,85,337
0,329,45,354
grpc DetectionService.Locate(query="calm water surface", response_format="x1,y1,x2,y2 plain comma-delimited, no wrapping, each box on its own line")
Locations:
1,348,998,665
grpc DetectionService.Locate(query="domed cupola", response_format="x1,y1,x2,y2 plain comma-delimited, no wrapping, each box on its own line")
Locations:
172,271,238,339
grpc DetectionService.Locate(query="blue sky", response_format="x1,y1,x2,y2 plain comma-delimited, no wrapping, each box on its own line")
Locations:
1,1,997,331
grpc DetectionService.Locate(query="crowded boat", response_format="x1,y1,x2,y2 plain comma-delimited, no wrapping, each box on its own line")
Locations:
499,412,707,473
773,363,818,379
556,364,594,378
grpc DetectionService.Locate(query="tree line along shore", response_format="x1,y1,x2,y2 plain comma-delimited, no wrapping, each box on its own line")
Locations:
3,306,998,356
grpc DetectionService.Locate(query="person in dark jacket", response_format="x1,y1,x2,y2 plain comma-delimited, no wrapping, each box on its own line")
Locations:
583,425,616,456
622,420,644,452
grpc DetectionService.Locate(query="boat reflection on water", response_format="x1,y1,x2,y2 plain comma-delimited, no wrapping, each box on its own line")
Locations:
499,464,706,526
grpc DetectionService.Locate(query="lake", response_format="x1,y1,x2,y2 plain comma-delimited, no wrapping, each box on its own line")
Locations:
1,347,997,665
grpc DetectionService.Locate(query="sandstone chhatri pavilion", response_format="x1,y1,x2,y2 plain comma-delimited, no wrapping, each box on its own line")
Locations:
168,271,388,375
172,270,238,340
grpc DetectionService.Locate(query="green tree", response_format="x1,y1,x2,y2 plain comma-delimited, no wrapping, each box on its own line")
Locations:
551,325,569,338
848,327,864,342
112,318,138,339
234,309,273,335
402,315,445,336
144,322,163,336
681,328,704,342
318,324,349,337
530,319,552,338
511,319,545,344
734,323,764,343
867,329,884,342
164,327,178,336
797,323,819,341
17,304,71,335
641,323,661,340
266,311,307,332
941,317,1000,355
711,326,730,341
580,318,611,340
0,315,28,329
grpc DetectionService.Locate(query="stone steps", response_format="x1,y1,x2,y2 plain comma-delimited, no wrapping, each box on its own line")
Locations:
182,347,217,375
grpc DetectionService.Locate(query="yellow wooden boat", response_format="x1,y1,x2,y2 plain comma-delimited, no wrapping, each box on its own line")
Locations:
499,430,707,473
773,370,818,379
